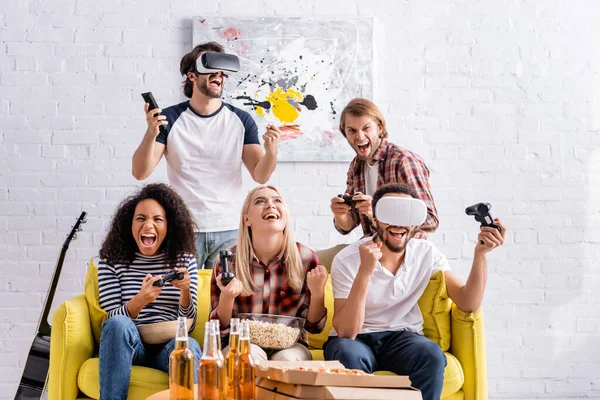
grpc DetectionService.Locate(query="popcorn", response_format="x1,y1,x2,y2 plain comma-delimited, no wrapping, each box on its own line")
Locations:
245,319,301,349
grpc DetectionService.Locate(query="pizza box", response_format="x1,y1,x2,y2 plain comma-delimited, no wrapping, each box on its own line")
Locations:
255,360,413,389
256,377,422,400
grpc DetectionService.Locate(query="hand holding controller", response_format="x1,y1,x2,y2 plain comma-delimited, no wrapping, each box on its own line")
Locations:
141,92,167,136
152,270,184,287
337,193,359,208
465,202,502,244
219,250,235,286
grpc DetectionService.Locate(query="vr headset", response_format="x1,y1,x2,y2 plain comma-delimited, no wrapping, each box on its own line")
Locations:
191,52,240,75
374,197,427,227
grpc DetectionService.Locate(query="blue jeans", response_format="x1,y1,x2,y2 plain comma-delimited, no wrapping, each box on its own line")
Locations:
324,331,446,400
195,230,238,269
99,315,202,400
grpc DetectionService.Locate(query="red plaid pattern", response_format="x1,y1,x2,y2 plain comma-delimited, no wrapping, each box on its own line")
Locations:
209,242,327,347
336,140,439,239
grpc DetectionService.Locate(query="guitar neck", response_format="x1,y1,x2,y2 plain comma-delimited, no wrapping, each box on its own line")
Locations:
37,211,86,336
37,244,69,336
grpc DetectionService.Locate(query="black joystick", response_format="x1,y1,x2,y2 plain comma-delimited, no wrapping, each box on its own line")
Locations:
153,270,184,287
220,249,235,286
465,202,502,244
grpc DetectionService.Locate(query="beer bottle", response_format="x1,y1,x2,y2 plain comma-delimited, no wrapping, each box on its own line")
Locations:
224,318,240,400
168,317,194,400
198,321,222,400
212,320,227,400
237,321,256,400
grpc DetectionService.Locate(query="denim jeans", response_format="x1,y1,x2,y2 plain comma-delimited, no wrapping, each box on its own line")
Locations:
324,331,446,400
99,315,202,400
195,229,238,269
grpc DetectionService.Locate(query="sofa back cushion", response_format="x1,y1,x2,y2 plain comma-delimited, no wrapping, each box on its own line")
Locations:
418,269,452,351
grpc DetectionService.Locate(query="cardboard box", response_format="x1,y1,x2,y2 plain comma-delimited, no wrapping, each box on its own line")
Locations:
257,378,422,400
256,360,412,388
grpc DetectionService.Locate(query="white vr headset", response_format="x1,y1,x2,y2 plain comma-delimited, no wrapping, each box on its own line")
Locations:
194,52,240,75
374,197,427,227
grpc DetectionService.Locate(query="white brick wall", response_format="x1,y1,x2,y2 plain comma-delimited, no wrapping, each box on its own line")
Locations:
1,0,599,398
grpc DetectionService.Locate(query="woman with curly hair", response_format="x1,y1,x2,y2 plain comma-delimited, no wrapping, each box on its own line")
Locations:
97,183,201,400
209,185,329,361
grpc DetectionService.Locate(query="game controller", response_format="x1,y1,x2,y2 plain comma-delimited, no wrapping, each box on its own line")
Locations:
220,249,235,286
152,270,184,287
337,194,360,208
465,202,502,244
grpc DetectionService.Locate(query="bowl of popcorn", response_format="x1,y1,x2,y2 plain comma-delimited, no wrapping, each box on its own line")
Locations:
238,313,305,350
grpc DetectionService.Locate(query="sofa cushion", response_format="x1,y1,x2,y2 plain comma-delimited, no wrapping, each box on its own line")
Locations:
84,258,107,345
78,358,168,400
418,269,452,351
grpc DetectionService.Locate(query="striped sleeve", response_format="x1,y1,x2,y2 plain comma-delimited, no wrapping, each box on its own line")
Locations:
179,256,198,331
98,260,130,319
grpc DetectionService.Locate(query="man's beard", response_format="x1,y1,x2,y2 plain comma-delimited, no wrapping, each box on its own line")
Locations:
197,79,222,99
376,225,416,253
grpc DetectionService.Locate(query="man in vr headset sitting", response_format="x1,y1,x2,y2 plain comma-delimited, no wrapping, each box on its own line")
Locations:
133,42,281,269
324,183,506,400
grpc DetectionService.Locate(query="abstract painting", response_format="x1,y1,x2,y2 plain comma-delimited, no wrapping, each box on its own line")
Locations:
193,16,374,162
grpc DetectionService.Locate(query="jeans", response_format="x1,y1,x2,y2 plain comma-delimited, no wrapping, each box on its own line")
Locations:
99,315,202,400
324,331,446,400
195,230,238,269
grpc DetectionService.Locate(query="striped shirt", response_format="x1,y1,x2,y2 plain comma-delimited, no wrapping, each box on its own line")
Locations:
209,243,327,347
335,140,439,239
98,253,199,331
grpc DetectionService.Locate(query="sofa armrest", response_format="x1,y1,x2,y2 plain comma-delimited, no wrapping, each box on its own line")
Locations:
449,303,487,400
48,293,95,400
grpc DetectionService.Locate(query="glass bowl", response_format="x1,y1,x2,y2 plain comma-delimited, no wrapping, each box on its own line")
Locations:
238,313,305,350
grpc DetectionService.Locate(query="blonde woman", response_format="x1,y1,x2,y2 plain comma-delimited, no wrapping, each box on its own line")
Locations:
209,185,328,361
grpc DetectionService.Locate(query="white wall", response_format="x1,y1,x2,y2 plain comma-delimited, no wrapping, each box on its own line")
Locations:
1,0,599,398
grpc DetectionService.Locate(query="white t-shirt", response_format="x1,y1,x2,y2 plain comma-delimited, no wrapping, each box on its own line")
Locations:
330,237,451,336
157,102,259,232
364,161,378,196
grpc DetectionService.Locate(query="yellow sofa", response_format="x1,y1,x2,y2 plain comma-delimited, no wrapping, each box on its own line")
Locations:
48,259,487,400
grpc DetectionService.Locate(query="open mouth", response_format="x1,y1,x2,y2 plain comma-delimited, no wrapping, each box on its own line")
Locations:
209,76,222,89
355,140,370,154
262,212,280,221
387,228,408,241
140,233,157,247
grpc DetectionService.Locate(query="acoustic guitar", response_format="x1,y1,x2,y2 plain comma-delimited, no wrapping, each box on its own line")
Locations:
14,211,87,399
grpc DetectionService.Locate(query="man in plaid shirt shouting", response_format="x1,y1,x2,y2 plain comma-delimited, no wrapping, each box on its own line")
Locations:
331,98,439,239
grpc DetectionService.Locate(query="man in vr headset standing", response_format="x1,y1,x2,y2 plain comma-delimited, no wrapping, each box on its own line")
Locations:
132,42,280,269
324,183,506,400
330,98,439,240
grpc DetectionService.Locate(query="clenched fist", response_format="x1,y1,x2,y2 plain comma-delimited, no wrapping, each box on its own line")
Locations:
306,265,328,297
358,239,382,276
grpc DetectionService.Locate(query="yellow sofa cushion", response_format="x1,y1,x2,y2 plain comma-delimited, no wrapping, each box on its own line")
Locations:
84,258,107,345
418,269,452,351
78,358,168,399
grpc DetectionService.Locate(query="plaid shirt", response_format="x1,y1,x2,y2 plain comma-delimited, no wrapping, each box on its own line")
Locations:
336,140,439,239
209,243,327,347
